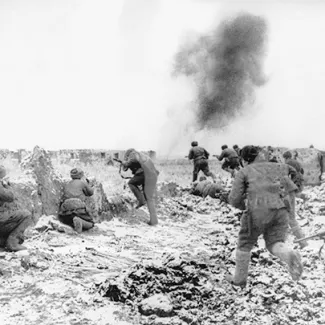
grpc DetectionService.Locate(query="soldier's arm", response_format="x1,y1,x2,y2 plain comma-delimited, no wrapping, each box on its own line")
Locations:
204,149,210,159
0,184,14,202
229,170,246,210
188,149,194,160
217,150,225,161
83,183,94,197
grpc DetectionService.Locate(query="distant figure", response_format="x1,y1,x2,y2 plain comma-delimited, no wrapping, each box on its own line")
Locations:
190,176,225,199
123,148,159,226
226,145,303,287
0,166,33,251
216,145,240,176
310,144,314,148
59,168,95,233
233,144,243,167
188,141,216,183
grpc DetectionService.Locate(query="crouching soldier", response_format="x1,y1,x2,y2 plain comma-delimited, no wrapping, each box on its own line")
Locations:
190,176,225,200
59,168,94,233
188,141,216,182
0,166,33,251
216,145,240,176
226,146,303,288
123,148,159,226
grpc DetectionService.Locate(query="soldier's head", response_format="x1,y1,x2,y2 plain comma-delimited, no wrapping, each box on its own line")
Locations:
221,145,228,150
191,141,198,147
0,165,6,179
199,176,207,182
70,168,84,180
241,145,259,164
124,148,136,160
233,144,239,150
283,151,292,160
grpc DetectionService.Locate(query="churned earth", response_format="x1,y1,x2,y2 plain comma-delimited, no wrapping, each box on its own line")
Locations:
1,182,325,325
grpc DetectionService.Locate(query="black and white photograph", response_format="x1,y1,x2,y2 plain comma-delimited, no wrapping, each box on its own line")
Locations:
0,0,325,324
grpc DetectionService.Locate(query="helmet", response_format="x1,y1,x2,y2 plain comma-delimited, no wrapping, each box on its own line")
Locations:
191,141,198,147
283,151,292,159
241,145,259,163
221,145,228,150
70,168,84,179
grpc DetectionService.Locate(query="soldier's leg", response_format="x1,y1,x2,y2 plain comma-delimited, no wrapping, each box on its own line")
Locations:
192,162,200,182
288,195,307,248
73,217,94,233
6,210,33,252
128,174,146,208
201,161,217,182
265,208,303,281
225,212,259,287
143,176,158,226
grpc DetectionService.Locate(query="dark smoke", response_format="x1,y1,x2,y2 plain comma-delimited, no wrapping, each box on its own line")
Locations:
173,13,268,130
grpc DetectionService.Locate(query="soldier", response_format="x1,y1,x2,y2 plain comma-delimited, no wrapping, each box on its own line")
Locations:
0,166,33,251
190,176,225,199
216,145,240,176
283,151,307,248
59,168,95,233
233,144,243,167
122,152,146,209
226,145,303,287
123,148,159,226
188,141,216,183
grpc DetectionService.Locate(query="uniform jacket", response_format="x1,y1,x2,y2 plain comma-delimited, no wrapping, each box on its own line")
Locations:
218,148,238,161
62,179,94,202
229,162,298,216
188,146,209,162
123,159,144,175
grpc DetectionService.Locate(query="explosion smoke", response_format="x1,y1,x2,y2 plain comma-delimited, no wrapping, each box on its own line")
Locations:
173,12,268,130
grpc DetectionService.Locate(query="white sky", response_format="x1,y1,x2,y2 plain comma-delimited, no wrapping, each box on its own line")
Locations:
0,0,325,155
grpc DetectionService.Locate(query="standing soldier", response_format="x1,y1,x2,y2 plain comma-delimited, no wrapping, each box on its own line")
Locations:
123,148,159,226
283,151,307,248
188,141,216,183
216,145,240,176
226,145,303,287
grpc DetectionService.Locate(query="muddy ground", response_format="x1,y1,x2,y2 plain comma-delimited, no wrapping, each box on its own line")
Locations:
1,182,325,325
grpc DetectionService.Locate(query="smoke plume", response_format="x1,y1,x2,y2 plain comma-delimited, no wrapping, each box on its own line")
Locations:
173,12,268,130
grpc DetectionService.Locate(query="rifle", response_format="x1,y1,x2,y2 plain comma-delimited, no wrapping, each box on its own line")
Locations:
112,158,132,180
295,230,325,258
294,230,325,243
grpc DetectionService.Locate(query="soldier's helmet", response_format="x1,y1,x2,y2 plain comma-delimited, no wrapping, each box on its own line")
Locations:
191,141,198,147
70,168,84,179
283,151,292,159
241,145,259,163
221,145,228,150
233,144,239,150
124,148,136,160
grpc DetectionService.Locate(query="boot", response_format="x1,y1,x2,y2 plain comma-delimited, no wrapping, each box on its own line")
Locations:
73,217,83,234
225,250,251,288
270,242,303,281
129,184,146,209
6,216,32,252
